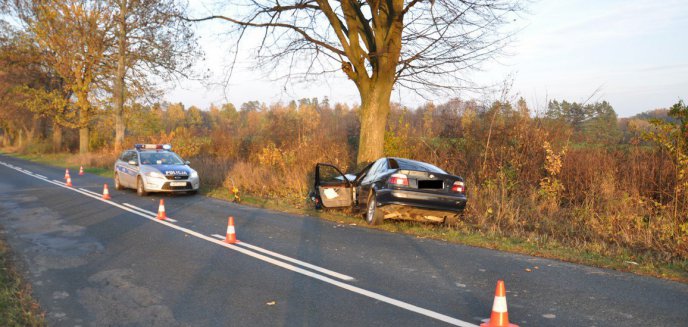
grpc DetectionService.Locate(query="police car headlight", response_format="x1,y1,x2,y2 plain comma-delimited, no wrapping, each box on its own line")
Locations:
190,171,198,178
145,171,165,179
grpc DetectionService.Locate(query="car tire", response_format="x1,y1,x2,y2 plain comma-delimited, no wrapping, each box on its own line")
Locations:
136,176,148,196
114,173,124,190
365,192,383,225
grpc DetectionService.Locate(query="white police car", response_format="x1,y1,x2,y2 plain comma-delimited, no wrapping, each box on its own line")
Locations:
114,144,200,196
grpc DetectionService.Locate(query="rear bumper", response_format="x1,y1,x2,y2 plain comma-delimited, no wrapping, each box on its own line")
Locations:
375,188,467,213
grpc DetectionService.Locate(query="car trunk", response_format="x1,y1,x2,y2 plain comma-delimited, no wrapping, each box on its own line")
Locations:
396,169,462,194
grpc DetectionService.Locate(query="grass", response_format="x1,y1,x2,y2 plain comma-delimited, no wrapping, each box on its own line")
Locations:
9,152,114,178
5,150,687,283
0,237,44,326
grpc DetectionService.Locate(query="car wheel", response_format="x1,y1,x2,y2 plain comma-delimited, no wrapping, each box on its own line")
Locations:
114,173,124,190
136,176,148,196
365,192,383,225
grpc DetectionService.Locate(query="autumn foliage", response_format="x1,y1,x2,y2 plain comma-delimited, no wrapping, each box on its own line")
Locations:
2,96,686,264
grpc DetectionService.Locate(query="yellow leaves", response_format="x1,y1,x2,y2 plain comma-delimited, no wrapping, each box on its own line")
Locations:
258,143,283,167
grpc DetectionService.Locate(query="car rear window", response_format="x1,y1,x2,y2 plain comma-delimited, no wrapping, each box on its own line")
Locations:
389,158,446,174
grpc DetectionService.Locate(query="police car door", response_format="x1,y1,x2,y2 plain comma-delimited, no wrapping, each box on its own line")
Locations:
122,151,138,187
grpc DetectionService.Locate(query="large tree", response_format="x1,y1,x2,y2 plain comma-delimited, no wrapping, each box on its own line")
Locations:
109,0,198,152
18,0,114,154
191,0,521,164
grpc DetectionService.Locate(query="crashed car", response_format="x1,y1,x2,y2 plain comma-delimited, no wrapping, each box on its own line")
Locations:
114,144,200,196
311,157,467,225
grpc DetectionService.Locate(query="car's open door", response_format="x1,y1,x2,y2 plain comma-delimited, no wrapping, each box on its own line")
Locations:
314,163,355,208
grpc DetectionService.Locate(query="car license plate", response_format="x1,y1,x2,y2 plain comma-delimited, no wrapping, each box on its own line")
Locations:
170,181,187,187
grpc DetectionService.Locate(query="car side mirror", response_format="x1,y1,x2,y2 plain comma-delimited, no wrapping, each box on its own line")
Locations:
128,160,137,166
185,160,190,165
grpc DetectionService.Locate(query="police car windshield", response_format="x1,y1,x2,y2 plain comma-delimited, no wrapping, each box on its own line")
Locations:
139,152,184,165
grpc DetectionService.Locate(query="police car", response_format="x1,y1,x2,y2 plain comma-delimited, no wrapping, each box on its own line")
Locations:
114,144,200,196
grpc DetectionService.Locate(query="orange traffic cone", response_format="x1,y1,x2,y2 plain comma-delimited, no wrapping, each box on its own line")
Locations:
66,176,73,187
156,199,167,220
481,280,518,327
102,184,111,200
225,216,237,244
79,166,84,176
64,168,70,180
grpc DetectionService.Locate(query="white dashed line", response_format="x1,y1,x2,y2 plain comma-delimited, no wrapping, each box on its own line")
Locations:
209,234,355,281
122,203,177,223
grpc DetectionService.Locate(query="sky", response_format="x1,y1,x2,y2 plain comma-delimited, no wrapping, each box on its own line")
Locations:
165,0,688,118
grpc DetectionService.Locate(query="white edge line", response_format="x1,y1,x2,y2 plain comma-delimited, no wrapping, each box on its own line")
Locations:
6,162,478,327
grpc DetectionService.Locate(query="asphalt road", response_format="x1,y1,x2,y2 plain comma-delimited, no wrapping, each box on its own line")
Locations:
0,154,686,327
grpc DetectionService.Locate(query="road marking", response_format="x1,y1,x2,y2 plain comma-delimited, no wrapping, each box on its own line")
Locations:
34,174,47,179
123,203,177,223
78,188,102,197
2,160,478,327
209,234,355,281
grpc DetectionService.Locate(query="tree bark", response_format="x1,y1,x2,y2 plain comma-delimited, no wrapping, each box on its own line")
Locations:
78,93,90,154
52,121,62,152
79,127,89,154
113,2,127,152
356,80,394,165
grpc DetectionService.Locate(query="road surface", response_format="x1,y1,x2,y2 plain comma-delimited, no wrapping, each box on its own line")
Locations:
0,154,686,326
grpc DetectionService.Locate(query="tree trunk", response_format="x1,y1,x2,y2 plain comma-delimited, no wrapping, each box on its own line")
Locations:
356,81,394,165
52,121,62,152
78,93,90,154
113,3,127,152
79,127,89,154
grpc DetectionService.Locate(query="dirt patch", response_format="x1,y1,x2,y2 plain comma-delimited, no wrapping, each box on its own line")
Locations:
0,193,101,277
77,269,183,327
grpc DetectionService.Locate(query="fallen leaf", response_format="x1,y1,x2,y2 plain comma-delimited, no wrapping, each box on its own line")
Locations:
525,268,532,272
534,266,539,269
266,301,276,306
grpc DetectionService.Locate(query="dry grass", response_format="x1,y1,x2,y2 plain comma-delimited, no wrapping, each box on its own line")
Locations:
0,237,44,326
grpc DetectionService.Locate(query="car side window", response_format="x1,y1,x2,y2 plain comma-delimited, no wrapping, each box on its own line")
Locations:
119,152,128,161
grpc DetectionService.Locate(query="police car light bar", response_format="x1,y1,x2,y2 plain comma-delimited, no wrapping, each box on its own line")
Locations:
134,144,172,150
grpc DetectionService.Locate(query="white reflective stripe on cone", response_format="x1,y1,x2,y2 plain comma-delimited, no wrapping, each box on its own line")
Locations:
492,296,508,313
227,226,235,234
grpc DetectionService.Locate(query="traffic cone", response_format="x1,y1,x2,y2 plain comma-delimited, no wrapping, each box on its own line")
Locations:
64,168,70,180
66,176,72,187
79,166,84,176
156,199,167,220
481,280,518,327
102,184,111,200
225,216,237,244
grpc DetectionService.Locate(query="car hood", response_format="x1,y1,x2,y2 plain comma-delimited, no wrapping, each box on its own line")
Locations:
143,164,192,176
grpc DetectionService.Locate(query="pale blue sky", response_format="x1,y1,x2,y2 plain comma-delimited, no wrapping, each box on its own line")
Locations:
166,0,688,117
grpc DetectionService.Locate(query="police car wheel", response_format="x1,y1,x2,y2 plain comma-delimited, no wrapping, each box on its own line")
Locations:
114,173,123,190
136,177,148,196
